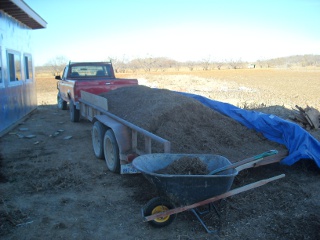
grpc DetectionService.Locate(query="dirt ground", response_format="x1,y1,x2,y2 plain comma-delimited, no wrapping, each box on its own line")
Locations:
1,68,320,239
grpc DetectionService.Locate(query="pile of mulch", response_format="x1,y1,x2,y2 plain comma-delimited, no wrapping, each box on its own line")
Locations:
101,85,284,162
155,156,209,175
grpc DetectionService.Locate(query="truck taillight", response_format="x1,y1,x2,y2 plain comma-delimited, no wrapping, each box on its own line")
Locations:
127,153,138,162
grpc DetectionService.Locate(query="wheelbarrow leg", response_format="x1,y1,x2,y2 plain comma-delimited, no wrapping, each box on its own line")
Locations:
191,203,221,234
194,202,220,216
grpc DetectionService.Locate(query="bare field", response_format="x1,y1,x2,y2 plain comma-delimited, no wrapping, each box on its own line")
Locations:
37,68,320,111
117,68,320,111
1,68,319,239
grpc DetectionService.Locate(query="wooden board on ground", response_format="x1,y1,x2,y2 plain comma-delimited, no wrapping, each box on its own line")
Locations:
305,108,320,128
294,105,319,129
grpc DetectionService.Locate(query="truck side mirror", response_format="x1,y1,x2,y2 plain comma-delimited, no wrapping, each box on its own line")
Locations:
55,75,62,80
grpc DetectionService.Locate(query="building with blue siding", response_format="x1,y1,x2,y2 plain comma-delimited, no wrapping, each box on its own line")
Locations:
0,0,46,136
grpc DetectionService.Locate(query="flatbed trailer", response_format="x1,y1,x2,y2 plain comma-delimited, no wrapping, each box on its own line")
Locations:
79,91,171,174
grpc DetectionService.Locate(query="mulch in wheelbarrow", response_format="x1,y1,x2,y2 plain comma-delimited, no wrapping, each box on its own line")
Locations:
155,156,209,175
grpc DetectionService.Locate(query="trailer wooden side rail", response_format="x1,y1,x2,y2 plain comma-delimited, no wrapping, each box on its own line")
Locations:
79,91,171,174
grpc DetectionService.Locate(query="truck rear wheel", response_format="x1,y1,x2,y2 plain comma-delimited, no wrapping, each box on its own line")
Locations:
57,93,67,110
103,129,120,173
92,121,106,159
70,100,80,122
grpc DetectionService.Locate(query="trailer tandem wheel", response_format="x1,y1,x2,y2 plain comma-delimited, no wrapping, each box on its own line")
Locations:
103,129,120,173
92,121,106,159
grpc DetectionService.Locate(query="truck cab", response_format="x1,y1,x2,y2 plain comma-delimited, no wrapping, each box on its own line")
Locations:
55,61,138,122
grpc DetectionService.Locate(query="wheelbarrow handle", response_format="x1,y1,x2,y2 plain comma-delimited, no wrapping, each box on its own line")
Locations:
208,149,279,175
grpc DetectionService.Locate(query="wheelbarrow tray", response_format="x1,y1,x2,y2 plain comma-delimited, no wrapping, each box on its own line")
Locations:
132,153,238,205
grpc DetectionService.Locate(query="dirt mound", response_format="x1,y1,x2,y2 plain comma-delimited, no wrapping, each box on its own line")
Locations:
156,156,209,175
101,85,284,161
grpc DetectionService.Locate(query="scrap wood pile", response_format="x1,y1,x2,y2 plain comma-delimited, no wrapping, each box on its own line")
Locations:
101,85,285,162
290,105,320,130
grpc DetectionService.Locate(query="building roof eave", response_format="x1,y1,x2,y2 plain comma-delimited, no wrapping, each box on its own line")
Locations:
1,0,47,29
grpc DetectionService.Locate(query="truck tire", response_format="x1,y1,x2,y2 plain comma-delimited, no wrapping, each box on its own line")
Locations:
70,100,80,122
103,129,120,173
92,121,106,159
57,93,67,110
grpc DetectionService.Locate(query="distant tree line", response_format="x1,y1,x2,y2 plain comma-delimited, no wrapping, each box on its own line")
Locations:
110,54,320,73
256,55,320,69
38,54,320,76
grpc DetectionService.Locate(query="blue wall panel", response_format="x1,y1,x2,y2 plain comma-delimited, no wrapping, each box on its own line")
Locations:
0,11,37,136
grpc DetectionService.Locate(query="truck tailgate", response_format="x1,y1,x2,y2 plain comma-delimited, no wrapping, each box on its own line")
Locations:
74,78,138,101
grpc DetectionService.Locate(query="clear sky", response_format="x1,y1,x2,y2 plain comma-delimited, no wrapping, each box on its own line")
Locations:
25,0,320,66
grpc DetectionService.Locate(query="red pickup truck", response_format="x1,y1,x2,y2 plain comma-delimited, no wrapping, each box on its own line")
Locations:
55,61,138,122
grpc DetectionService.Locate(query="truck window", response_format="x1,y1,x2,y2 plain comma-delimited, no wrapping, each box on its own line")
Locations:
70,65,112,78
62,66,69,80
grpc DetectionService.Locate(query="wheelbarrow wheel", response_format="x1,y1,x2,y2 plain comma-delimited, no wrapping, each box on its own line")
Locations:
144,197,176,228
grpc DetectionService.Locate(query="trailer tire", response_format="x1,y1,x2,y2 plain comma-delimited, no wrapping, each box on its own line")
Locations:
92,121,106,159
144,197,176,228
57,93,67,110
103,129,120,173
70,100,80,122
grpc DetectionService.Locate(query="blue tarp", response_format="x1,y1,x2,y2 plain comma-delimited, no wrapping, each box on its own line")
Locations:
179,92,320,168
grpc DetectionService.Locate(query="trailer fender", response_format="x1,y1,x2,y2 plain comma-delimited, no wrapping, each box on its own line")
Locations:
93,115,131,161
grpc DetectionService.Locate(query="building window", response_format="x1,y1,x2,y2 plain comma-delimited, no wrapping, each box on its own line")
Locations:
0,47,2,84
24,54,33,80
8,51,21,82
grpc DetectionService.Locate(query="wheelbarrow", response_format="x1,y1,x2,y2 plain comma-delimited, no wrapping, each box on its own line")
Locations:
132,150,287,233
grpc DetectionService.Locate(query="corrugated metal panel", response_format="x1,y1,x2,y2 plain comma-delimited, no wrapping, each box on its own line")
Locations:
0,0,45,136
0,0,47,29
